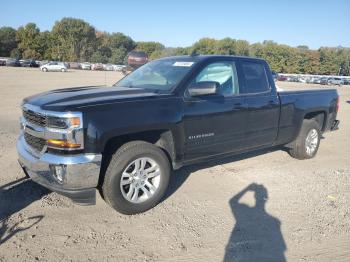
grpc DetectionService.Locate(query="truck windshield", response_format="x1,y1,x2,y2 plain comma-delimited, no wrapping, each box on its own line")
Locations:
114,59,194,92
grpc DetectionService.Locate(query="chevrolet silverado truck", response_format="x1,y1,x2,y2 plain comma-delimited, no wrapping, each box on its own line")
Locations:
17,55,340,214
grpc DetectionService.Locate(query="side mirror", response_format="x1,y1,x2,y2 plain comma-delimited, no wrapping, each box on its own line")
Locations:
188,81,219,97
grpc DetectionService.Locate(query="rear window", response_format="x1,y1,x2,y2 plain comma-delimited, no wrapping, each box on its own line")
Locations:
241,61,270,93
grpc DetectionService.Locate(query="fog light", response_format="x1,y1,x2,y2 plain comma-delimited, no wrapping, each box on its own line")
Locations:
50,164,67,184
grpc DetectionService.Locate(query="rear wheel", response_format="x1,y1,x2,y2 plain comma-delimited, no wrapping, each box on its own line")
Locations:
288,119,321,160
102,141,170,214
42,67,48,72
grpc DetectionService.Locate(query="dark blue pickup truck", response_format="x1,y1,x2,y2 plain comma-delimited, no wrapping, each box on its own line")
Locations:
17,55,340,214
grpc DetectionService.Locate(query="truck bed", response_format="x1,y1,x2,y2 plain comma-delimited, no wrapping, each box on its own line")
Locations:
277,89,338,145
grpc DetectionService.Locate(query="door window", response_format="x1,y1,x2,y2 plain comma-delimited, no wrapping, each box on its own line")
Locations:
241,61,270,93
194,62,239,96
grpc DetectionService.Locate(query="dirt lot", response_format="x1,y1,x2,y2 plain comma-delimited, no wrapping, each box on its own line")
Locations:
0,67,349,261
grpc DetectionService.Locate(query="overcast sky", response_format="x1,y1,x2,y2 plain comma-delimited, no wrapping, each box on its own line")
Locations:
1,0,349,49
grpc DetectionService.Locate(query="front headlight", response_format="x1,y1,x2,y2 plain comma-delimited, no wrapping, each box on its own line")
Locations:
47,116,81,129
45,112,84,151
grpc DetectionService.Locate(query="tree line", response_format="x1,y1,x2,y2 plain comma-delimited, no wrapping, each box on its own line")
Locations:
0,17,349,75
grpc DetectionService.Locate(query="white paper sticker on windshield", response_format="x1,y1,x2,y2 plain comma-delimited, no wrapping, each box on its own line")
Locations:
173,62,194,67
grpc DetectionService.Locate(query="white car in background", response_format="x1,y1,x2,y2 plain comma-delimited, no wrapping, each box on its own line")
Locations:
113,64,127,71
40,62,67,72
103,64,114,71
81,63,91,70
328,77,342,86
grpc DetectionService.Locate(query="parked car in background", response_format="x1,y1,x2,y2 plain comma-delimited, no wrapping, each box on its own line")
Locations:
343,78,350,85
20,59,39,68
6,58,21,67
113,64,127,71
328,77,342,86
311,77,321,84
40,62,67,72
319,77,329,85
298,76,307,83
277,75,287,81
81,63,91,70
39,60,49,66
68,62,81,69
103,64,114,71
127,50,148,69
287,76,299,82
92,63,104,70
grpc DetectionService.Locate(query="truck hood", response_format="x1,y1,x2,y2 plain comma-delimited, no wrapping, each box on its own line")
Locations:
24,86,165,111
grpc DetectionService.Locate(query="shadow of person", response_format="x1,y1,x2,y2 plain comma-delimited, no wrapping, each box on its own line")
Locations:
224,183,286,262
0,178,49,245
0,215,43,245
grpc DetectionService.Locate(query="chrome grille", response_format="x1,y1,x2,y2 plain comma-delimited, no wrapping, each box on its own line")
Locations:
24,132,46,152
23,109,46,127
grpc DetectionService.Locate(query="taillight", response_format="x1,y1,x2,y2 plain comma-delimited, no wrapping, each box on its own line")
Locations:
336,98,339,113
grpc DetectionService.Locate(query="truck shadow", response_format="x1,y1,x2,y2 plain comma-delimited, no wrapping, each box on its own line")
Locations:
164,147,282,201
224,183,286,261
0,178,48,245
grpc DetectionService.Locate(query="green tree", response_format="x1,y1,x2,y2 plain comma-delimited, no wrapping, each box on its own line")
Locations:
191,38,217,54
338,48,350,75
319,47,339,75
37,31,54,60
0,27,17,57
215,38,237,55
16,23,43,59
90,51,109,63
10,48,21,59
149,47,190,60
3,17,350,75
136,41,165,57
109,33,135,51
297,49,320,74
235,40,250,56
51,18,96,61
109,47,127,64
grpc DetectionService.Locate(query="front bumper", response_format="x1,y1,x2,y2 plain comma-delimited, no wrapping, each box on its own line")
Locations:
17,135,102,205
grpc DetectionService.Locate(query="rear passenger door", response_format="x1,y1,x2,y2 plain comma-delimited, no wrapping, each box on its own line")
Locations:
239,59,280,149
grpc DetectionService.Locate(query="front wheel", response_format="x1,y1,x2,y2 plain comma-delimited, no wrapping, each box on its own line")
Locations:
288,119,321,160
42,67,48,72
102,141,170,214
61,68,66,72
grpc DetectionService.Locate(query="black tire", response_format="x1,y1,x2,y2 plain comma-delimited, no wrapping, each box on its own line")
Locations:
288,119,321,160
102,141,171,215
42,67,48,72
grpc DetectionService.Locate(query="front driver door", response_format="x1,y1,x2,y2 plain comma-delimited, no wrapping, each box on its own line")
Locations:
183,60,247,161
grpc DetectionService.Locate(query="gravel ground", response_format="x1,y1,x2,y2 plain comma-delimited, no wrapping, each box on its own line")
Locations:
0,67,349,261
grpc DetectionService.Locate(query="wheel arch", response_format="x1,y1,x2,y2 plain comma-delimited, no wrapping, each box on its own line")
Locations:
303,110,327,131
98,129,176,188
